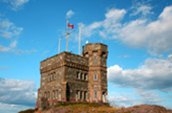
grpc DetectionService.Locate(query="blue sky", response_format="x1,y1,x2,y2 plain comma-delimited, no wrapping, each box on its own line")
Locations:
0,0,172,112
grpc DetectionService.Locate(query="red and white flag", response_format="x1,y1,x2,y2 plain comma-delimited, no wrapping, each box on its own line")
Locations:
68,23,74,29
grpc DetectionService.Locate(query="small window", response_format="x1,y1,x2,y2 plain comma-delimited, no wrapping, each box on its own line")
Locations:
94,90,97,99
80,91,82,100
77,72,81,79
56,90,58,98
52,90,55,98
52,75,54,80
84,91,87,100
54,75,56,80
94,74,98,80
84,74,87,80
76,72,79,79
50,75,52,81
82,73,85,80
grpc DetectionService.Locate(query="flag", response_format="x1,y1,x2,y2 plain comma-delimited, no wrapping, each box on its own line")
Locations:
68,23,74,29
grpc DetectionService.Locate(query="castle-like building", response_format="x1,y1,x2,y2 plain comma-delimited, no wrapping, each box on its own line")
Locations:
37,43,108,109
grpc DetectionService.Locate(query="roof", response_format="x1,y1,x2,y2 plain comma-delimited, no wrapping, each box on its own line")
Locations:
84,43,107,47
41,51,86,63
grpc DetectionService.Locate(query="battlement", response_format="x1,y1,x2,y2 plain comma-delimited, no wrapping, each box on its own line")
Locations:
40,52,88,73
83,43,108,58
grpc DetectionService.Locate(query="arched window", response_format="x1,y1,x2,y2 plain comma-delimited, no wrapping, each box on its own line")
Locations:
76,90,80,101
77,72,81,79
82,73,85,80
84,74,87,80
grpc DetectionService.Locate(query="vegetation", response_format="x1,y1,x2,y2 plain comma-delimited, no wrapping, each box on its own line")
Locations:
43,102,117,113
18,103,172,113
18,109,35,113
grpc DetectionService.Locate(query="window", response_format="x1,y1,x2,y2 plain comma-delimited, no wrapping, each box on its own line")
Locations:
84,74,87,80
77,72,88,81
77,72,79,79
50,75,52,81
82,73,85,80
80,91,82,100
44,92,47,98
94,90,97,99
52,90,55,98
84,91,87,100
55,90,58,99
76,90,81,101
77,72,81,79
94,74,98,80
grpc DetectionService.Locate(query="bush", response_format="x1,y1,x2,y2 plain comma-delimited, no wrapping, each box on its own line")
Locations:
18,109,35,113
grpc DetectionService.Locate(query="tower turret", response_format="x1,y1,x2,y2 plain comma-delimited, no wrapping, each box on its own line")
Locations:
83,43,108,103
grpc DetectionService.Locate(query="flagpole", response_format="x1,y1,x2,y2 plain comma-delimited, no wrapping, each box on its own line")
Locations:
66,18,69,52
78,24,82,55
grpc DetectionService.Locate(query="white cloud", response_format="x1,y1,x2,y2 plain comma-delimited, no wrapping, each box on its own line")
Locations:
108,55,172,91
0,18,35,54
82,5,172,55
0,19,23,39
82,22,102,37
0,40,37,54
131,3,153,17
0,102,33,113
0,78,36,106
108,90,164,108
13,49,37,55
108,94,134,107
137,89,162,104
81,8,126,38
1,0,29,11
105,8,126,21
66,10,74,19
120,5,172,55
0,41,17,52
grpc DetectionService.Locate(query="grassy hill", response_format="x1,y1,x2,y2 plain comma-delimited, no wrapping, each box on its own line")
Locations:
19,103,172,113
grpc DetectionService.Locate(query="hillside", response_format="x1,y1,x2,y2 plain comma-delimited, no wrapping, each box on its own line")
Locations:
19,103,172,113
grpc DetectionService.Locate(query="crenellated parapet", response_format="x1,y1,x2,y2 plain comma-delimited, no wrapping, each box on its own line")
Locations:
40,52,88,73
82,43,108,103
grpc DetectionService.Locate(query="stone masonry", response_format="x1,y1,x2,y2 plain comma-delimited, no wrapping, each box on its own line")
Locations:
37,43,108,109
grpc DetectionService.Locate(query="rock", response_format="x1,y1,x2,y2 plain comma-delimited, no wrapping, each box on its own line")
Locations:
116,105,172,113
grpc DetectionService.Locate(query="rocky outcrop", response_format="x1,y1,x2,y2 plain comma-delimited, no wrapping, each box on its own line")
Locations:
116,105,172,113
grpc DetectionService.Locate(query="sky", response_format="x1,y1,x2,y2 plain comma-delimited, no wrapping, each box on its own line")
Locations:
0,0,172,112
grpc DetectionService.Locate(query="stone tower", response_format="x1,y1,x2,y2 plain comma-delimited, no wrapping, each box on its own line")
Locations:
37,43,108,110
83,43,108,103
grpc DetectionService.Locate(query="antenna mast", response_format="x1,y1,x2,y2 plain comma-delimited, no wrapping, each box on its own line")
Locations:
66,18,69,52
78,24,82,55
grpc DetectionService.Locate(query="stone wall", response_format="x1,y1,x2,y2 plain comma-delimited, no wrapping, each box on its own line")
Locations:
63,52,89,102
38,43,108,110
